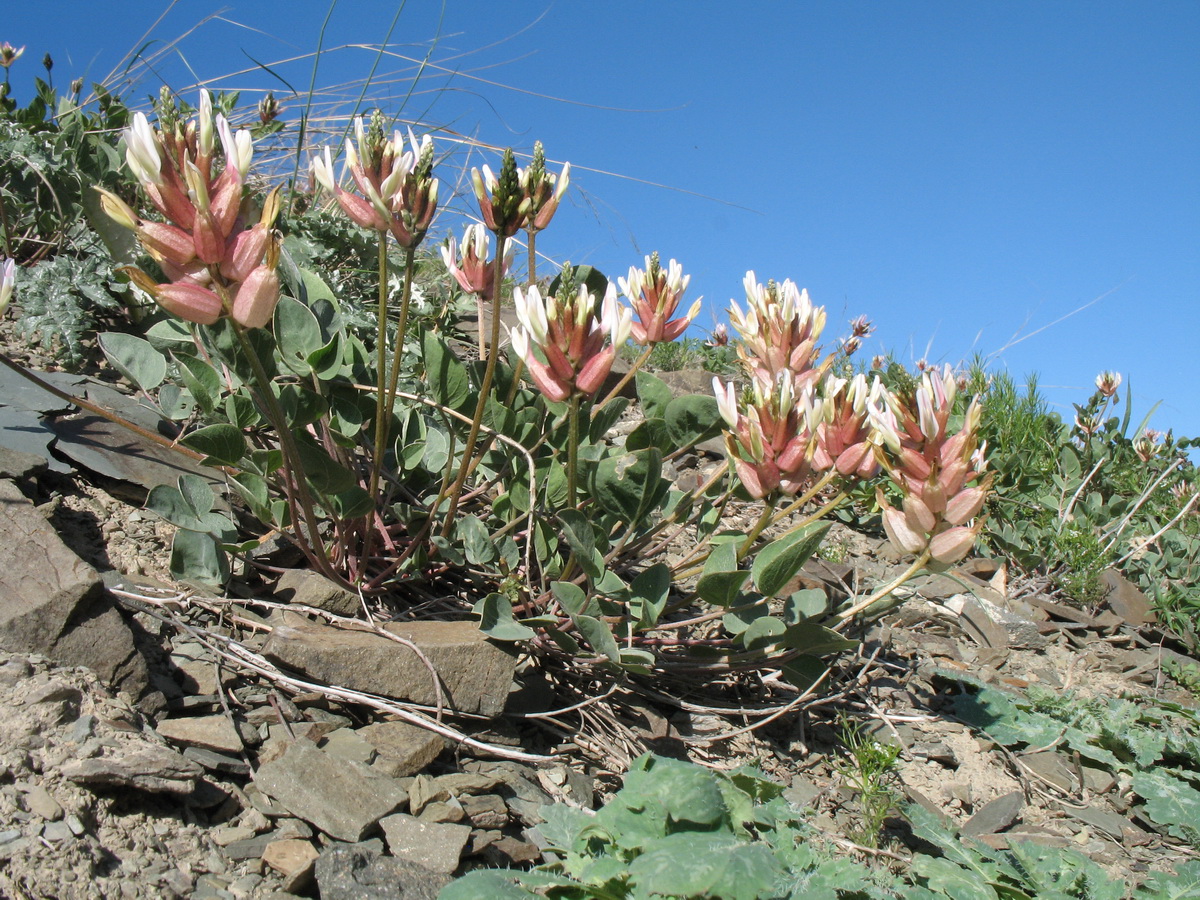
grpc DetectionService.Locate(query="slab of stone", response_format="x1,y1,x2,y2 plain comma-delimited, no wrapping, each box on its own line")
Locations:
0,479,154,702
253,739,408,842
61,745,204,795
379,813,471,874
183,747,252,777
1021,751,1077,792
274,569,361,617
1065,803,1140,841
1098,570,1156,627
962,790,1024,836
261,619,517,717
0,444,49,480
156,715,246,754
359,721,443,778
262,839,319,893
315,841,451,900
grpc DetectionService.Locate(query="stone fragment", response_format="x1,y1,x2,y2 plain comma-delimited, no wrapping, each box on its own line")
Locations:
1021,752,1077,792
61,744,203,795
379,813,471,874
22,784,63,821
184,747,252,777
359,721,443,778
319,727,378,766
168,641,231,695
1067,804,1141,842
261,618,517,716
460,793,508,829
0,479,154,702
417,800,464,823
1099,570,1156,627
156,715,247,754
962,790,1024,836
261,839,320,893
0,445,49,480
274,569,362,617
315,841,451,900
484,835,542,866
253,740,408,842
41,820,75,842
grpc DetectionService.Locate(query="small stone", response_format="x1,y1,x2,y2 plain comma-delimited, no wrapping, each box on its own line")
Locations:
262,839,320,893
418,800,465,823
1021,752,1078,792
962,790,1024,836
212,825,258,847
460,793,508,829
23,784,63,820
62,744,203,795
66,814,86,836
379,813,471,874
68,714,96,744
42,819,75,842
484,835,542,866
318,728,377,766
359,721,444,778
156,715,248,754
184,747,252,777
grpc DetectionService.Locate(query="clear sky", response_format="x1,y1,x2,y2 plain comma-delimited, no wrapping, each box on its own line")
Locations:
7,2,1199,438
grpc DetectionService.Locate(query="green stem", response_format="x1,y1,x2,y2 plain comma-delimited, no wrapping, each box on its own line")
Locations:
829,548,931,631
567,392,582,508
367,232,390,507
439,233,508,538
526,225,537,287
738,502,777,561
231,323,330,573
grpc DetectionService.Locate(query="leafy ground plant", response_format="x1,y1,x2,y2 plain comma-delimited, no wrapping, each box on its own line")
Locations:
440,752,1200,899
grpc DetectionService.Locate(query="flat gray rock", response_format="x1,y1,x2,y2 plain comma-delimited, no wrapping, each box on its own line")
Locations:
261,619,517,717
61,744,204,795
379,814,470,874
962,790,1024,836
253,740,408,842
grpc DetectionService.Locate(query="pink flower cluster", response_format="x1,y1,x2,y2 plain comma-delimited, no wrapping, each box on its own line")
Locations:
869,365,990,564
101,91,281,328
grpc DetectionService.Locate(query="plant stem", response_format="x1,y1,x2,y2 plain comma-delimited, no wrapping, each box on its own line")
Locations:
231,324,331,576
367,232,391,507
738,503,776,560
567,392,582,508
439,234,508,538
526,225,537,287
829,548,931,630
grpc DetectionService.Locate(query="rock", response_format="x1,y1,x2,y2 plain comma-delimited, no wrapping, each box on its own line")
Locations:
484,834,542,866
261,619,517,717
156,715,247,754
261,839,319,893
379,813,471,874
319,727,378,766
252,739,408,842
962,790,1024,836
1067,804,1141,841
273,569,362,617
652,369,719,398
460,793,508,829
1021,752,1078,792
949,595,1047,650
315,841,452,900
1099,570,1156,627
0,445,49,480
183,747,252,777
22,784,64,821
61,744,204,795
0,479,155,704
360,721,444,778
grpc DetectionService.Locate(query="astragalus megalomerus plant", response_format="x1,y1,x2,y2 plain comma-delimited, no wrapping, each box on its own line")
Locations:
0,81,995,709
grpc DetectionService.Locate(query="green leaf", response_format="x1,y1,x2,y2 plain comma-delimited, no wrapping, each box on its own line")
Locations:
636,370,674,420
558,509,605,580
180,424,245,467
751,522,830,597
913,856,1001,900
590,448,668,523
780,622,858,656
589,396,629,444
274,295,324,376
625,417,671,453
473,593,536,642
574,614,620,662
293,434,356,494
98,332,167,392
459,515,496,565
741,615,785,650
696,568,750,607
173,353,222,415
781,655,828,693
156,383,194,421
436,870,536,900
1132,770,1200,844
663,393,723,448
784,588,828,624
422,330,470,411
169,529,229,586
628,833,780,900
326,486,374,519
630,563,671,630
551,581,588,615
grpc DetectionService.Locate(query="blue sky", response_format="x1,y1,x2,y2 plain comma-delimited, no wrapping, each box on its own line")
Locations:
7,2,1199,437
